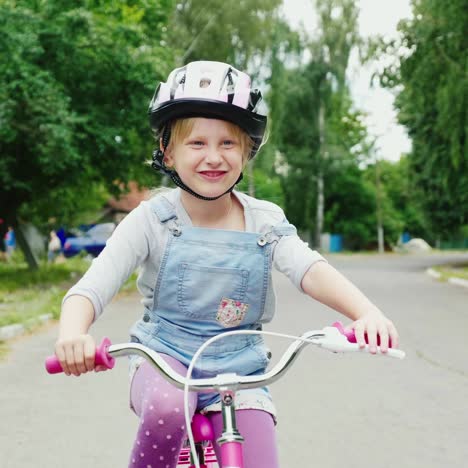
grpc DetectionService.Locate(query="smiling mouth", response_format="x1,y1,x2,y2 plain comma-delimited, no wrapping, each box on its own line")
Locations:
198,171,227,179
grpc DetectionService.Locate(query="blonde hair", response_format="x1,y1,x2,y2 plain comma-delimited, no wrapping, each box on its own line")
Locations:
169,118,254,165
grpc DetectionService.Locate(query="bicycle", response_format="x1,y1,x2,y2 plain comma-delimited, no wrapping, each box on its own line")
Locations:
45,322,405,468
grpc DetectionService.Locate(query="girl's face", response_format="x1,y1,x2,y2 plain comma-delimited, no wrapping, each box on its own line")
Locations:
164,118,245,199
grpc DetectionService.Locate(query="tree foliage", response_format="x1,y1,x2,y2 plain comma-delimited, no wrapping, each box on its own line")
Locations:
380,0,467,238
0,0,173,232
271,0,376,248
166,0,293,198
370,157,428,238
167,0,283,70
1,0,444,260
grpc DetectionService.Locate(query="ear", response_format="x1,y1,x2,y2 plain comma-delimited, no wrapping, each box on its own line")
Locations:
160,138,175,168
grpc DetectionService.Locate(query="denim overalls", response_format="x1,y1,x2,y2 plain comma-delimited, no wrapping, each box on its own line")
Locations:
130,195,296,410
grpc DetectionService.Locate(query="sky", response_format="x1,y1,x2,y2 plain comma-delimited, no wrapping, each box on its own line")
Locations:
281,0,413,161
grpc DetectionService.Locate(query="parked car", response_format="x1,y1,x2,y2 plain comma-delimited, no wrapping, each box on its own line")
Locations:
63,223,116,258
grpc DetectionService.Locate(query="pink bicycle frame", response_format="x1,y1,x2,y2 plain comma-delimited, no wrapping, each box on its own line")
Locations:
220,442,243,468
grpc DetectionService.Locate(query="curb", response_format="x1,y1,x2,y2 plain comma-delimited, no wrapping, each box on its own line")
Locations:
0,313,54,341
426,268,441,279
448,277,468,288
426,268,468,289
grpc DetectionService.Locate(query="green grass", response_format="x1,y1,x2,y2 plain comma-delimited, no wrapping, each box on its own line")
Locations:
0,257,89,328
433,263,468,281
0,256,86,291
0,256,137,329
0,340,8,359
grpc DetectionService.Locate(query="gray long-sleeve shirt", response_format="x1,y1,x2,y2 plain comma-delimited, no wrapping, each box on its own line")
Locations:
64,189,326,321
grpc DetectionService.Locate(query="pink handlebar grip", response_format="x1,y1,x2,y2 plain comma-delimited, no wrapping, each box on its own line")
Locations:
332,321,393,347
45,337,115,374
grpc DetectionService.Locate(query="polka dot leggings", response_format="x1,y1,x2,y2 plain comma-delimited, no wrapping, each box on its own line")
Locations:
129,355,279,468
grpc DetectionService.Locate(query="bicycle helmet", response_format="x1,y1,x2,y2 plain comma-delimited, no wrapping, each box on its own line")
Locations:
148,61,267,200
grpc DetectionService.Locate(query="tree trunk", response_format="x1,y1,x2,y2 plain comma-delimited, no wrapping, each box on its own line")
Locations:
375,158,385,253
315,172,324,249
15,221,40,270
315,103,326,249
7,211,40,270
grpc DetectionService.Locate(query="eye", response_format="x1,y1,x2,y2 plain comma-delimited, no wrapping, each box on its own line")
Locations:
222,140,236,147
189,140,204,147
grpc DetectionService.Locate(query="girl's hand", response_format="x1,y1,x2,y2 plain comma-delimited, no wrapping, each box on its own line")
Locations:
54,334,97,376
347,310,399,354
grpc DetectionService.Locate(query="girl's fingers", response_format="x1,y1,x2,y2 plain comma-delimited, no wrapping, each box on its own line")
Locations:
83,337,96,372
351,314,400,355
353,321,366,348
73,343,86,375
366,323,378,354
387,321,399,349
55,335,96,376
55,344,70,376
377,324,389,353
64,344,79,376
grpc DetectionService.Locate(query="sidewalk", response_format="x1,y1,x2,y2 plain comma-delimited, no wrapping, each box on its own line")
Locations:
0,313,54,341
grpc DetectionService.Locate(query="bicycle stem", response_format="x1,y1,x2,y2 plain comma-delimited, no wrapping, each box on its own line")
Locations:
217,389,244,444
217,389,244,466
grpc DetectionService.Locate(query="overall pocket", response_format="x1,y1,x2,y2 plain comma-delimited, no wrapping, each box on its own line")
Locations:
178,262,249,321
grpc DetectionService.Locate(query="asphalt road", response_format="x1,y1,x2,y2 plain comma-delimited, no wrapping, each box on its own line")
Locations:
1,252,467,468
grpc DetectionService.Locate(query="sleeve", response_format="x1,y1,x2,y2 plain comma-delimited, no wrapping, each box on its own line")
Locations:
273,230,327,293
62,203,154,321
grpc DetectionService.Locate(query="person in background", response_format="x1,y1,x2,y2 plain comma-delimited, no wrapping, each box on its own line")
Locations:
48,230,62,263
0,218,5,261
4,226,16,261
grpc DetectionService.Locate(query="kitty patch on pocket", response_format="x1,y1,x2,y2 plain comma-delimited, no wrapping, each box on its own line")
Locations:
216,298,249,328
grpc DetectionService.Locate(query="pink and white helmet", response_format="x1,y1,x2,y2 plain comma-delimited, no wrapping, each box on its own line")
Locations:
148,61,267,158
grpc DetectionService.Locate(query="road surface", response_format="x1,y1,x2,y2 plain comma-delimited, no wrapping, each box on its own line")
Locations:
1,252,467,467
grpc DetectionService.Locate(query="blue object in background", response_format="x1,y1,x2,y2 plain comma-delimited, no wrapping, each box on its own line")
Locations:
330,234,343,252
56,228,67,247
401,232,411,244
63,223,116,258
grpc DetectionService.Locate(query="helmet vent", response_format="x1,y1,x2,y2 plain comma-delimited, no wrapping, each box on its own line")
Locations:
199,78,211,88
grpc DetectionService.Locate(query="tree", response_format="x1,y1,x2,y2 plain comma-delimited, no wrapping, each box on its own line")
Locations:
167,0,289,196
379,0,467,239
272,0,369,248
323,164,377,250
309,0,361,247
167,0,283,69
369,157,428,240
0,0,173,268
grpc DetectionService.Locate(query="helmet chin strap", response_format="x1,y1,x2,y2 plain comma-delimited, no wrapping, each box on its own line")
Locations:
152,149,243,201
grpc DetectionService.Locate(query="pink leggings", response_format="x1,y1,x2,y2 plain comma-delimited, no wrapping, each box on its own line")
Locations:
129,356,279,468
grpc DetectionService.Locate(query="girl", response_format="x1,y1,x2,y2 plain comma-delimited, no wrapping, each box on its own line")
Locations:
55,61,399,468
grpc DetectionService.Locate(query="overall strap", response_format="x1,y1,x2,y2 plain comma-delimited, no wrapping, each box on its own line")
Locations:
272,222,297,237
148,195,182,236
149,195,178,223
257,221,297,246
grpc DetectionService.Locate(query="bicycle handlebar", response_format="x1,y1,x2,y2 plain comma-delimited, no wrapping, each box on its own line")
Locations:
45,323,405,391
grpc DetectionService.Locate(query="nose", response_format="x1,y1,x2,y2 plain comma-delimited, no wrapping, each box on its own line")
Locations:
204,145,223,165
